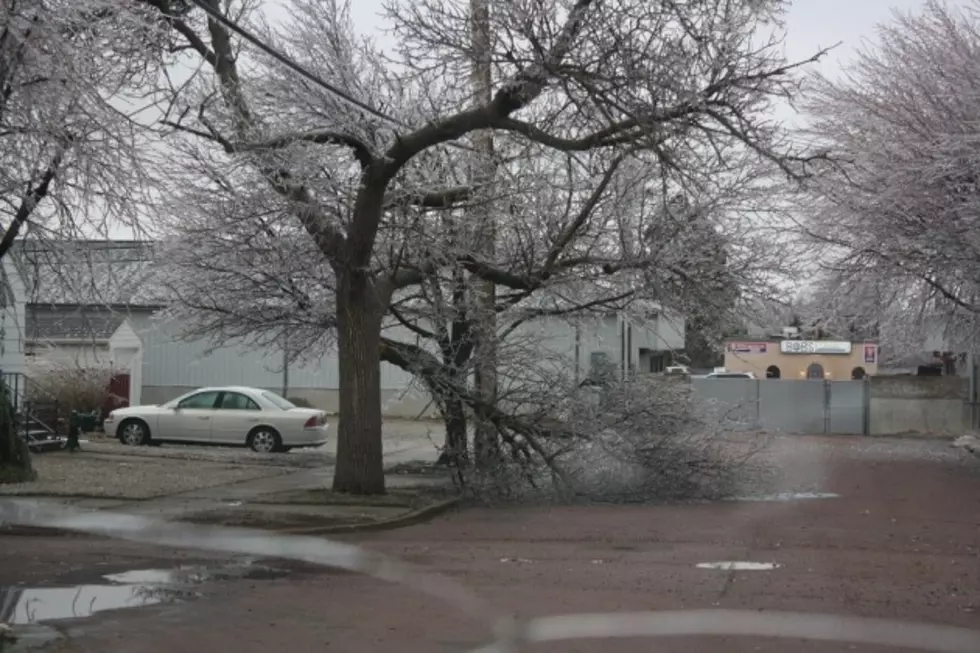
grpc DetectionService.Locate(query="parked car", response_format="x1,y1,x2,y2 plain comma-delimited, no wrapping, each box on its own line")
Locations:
705,371,756,379
103,386,329,453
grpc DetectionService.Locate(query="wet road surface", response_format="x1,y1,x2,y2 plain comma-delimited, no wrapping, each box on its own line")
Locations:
3,435,979,652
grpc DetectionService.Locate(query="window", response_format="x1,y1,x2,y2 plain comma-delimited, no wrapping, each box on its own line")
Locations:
177,391,221,410
218,392,260,411
261,391,296,410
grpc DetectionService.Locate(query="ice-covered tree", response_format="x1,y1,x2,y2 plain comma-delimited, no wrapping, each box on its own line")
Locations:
0,0,170,250
0,0,169,483
144,0,826,494
797,0,980,357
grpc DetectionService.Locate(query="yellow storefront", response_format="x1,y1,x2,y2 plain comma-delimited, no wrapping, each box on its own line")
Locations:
723,339,878,380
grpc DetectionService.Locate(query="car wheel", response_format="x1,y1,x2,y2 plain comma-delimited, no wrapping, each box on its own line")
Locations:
246,427,283,453
118,419,150,446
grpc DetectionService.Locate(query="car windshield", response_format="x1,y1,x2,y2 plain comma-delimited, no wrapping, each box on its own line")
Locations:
164,391,198,408
261,391,296,410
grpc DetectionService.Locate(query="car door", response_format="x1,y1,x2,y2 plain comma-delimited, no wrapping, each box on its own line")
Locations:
155,391,221,443
210,391,263,444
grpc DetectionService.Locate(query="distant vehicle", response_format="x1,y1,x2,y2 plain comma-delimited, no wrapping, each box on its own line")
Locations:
705,371,756,379
103,386,329,453
664,365,691,376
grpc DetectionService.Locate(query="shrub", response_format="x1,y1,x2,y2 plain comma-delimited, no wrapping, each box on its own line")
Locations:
27,360,121,425
286,396,314,408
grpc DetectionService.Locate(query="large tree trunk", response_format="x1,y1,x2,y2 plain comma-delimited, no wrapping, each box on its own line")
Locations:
331,269,385,495
442,393,468,464
0,383,35,484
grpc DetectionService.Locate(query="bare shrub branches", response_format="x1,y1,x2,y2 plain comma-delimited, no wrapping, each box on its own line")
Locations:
27,357,121,418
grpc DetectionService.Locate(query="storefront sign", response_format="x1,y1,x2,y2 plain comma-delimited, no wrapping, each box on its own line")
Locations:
864,344,877,364
779,340,852,355
727,342,767,354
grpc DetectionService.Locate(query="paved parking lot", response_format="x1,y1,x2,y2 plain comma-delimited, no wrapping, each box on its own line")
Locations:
5,434,978,652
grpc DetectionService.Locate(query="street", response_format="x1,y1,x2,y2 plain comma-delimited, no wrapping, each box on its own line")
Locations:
1,435,979,652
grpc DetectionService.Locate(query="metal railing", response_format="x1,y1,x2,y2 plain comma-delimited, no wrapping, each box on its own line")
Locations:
1,372,63,450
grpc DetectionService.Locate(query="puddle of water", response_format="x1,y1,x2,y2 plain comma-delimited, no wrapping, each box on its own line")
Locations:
0,584,177,624
728,492,840,502
696,561,781,571
0,562,288,625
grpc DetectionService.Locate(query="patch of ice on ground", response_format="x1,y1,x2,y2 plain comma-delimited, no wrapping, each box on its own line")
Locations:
727,492,840,502
952,435,980,456
696,561,781,571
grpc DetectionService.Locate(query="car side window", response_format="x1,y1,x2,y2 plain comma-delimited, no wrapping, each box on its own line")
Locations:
177,391,221,410
218,392,260,411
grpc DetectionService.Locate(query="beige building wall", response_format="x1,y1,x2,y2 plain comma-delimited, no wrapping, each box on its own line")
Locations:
723,340,879,380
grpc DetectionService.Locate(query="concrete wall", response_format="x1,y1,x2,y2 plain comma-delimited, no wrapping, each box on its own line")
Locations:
868,375,969,436
723,340,878,379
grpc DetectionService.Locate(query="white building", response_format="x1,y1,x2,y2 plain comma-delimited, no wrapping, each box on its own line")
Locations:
1,240,685,416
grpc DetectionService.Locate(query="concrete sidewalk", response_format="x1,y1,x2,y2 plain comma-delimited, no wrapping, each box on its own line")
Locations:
13,435,444,523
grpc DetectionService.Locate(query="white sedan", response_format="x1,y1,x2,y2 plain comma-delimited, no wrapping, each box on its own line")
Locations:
103,386,329,453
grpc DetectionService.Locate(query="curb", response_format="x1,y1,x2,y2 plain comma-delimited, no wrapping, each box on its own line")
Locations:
0,492,141,500
276,496,462,535
776,432,962,442
0,525,101,538
0,497,462,539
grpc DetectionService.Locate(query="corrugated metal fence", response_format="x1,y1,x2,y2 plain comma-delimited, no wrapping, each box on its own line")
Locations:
692,378,869,435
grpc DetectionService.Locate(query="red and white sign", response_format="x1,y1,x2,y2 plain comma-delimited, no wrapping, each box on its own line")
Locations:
728,342,767,354
864,344,877,364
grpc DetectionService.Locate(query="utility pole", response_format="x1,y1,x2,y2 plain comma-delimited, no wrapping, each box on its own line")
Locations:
282,327,290,397
470,0,499,468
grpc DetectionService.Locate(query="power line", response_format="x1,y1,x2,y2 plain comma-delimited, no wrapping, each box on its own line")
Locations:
186,0,407,130
185,0,483,160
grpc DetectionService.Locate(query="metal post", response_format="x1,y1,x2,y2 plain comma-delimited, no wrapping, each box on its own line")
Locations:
619,317,626,381
626,323,633,377
282,329,289,398
968,352,977,429
823,379,831,434
862,377,871,435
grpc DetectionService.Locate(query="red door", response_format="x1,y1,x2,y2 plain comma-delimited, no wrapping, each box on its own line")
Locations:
103,373,131,418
